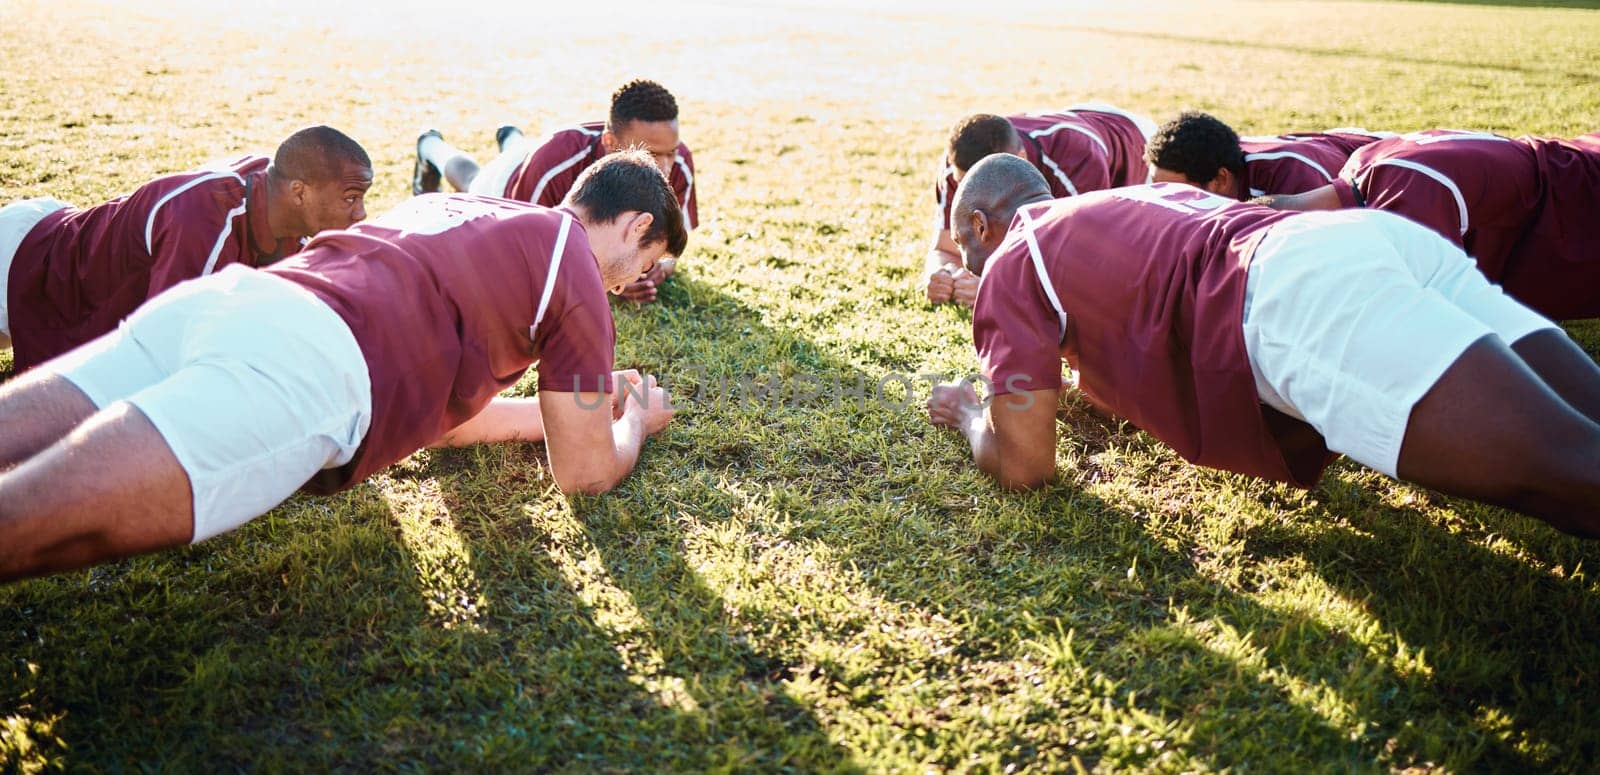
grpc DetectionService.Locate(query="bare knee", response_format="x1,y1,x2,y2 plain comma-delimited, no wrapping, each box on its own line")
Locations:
1491,437,1600,537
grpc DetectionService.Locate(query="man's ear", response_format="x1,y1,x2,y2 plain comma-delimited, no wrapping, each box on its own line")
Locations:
289,179,307,204
1208,168,1236,198
628,211,655,242
969,209,989,243
600,131,618,154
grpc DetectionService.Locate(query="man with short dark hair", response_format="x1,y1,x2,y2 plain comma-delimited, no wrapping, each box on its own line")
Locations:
0,126,373,370
927,154,1600,537
923,104,1154,307
1145,110,1389,199
0,151,685,584
413,78,697,304
1265,129,1600,320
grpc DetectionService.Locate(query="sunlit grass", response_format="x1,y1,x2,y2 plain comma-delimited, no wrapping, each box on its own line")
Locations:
4,0,1600,770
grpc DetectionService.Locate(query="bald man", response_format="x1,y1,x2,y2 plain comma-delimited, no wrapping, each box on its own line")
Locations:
928,154,1600,536
1,126,373,370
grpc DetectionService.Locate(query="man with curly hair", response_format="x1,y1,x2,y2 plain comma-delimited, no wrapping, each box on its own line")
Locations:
413,79,696,304
1145,110,1390,200
922,104,1155,307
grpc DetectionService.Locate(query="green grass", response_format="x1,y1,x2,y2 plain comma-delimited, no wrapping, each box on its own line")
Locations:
5,0,1600,770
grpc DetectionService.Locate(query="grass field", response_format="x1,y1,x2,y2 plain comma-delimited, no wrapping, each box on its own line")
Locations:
5,0,1600,770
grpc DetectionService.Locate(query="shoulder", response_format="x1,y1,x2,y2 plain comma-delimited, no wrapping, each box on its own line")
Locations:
534,124,603,158
136,166,248,221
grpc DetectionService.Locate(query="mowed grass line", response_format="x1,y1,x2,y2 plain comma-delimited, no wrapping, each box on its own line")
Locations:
4,0,1600,770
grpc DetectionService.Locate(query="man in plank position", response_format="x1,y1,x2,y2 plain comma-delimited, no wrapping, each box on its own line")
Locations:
1264,129,1600,320
1144,110,1389,199
0,151,685,583
0,126,373,370
413,78,696,304
927,154,1600,535
923,103,1155,307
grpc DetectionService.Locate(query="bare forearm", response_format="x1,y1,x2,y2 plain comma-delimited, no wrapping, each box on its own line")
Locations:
961,411,1004,480
969,405,1056,490
431,397,545,448
587,410,648,494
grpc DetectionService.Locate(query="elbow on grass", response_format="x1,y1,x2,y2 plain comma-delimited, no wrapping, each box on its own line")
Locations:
552,465,626,496
985,461,1055,492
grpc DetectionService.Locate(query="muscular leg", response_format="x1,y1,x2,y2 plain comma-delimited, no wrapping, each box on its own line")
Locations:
1510,328,1600,424
0,401,193,583
0,371,97,470
1397,336,1600,536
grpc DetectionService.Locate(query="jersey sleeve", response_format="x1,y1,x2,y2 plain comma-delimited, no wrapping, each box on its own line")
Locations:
535,240,617,396
144,175,246,295
1358,163,1465,247
523,138,587,208
674,145,698,231
1049,141,1113,196
934,159,957,232
973,251,1064,397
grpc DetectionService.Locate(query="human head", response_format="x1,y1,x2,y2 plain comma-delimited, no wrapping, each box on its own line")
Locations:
948,113,1024,183
601,79,681,178
1144,111,1247,199
269,125,373,235
951,153,1052,275
565,149,689,290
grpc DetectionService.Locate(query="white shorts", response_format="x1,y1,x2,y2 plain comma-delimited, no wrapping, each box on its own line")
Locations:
0,197,71,338
467,134,533,197
1243,209,1558,477
41,265,373,542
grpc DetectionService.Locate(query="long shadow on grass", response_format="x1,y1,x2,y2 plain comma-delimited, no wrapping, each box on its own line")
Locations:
0,447,844,769
398,444,856,771
834,392,1600,770
614,278,1598,769
0,486,461,769
1241,471,1600,770
599,278,1391,770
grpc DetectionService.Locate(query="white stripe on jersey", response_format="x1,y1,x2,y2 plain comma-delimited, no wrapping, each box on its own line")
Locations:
1361,158,1471,236
1401,130,1510,145
1037,154,1080,197
200,202,249,276
529,148,592,206
144,171,245,255
1243,150,1335,183
1017,205,1068,342
1062,102,1159,140
936,159,958,230
1028,121,1109,155
1318,127,1396,139
532,211,574,336
674,153,695,229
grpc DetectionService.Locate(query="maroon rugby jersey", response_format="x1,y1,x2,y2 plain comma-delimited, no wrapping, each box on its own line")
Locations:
973,184,1329,487
935,106,1153,230
503,122,698,229
269,195,617,493
1238,130,1387,197
7,155,299,370
1333,129,1600,319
